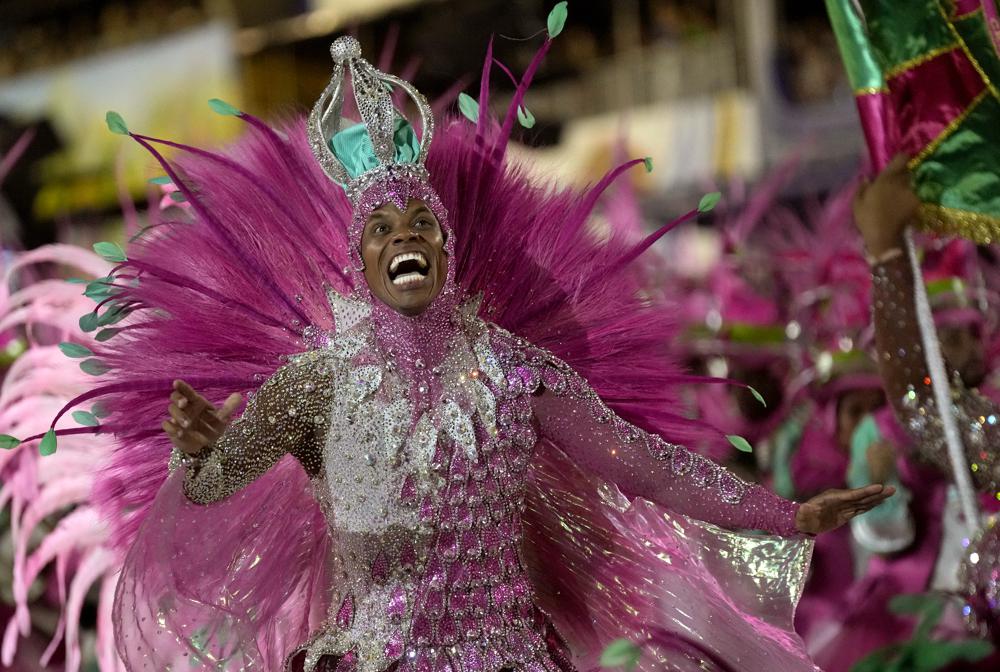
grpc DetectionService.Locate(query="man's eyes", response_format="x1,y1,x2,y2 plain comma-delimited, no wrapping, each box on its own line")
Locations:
370,218,434,235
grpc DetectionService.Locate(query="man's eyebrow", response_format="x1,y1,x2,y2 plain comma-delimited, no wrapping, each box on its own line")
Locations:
409,204,433,217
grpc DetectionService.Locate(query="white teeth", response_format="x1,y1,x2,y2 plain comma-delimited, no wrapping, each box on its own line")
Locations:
389,251,429,273
392,272,425,287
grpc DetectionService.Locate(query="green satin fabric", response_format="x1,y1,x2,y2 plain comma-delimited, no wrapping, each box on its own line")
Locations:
328,117,421,182
915,95,1000,219
861,0,955,67
825,0,885,90
953,8,1000,87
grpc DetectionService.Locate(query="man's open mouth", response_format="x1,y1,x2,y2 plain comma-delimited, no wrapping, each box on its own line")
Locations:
387,251,430,287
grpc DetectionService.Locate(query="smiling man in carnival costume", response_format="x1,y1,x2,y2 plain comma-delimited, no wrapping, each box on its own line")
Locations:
6,9,894,672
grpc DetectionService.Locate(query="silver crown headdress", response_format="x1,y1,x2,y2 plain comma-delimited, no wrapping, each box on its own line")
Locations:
308,36,435,204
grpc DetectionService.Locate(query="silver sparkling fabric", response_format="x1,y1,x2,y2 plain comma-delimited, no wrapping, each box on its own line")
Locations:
960,514,1000,640
871,256,1000,496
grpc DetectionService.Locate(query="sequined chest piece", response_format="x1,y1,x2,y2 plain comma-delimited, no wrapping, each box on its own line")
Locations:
298,314,567,672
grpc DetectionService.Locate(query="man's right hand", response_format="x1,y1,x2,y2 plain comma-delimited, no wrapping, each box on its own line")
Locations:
853,154,921,257
163,380,242,455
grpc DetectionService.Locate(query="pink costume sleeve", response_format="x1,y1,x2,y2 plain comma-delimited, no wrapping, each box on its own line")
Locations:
531,383,801,537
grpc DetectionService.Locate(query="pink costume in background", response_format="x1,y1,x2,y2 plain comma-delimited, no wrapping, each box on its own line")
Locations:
603,158,820,482
760,178,886,650
0,244,122,671
19,24,817,672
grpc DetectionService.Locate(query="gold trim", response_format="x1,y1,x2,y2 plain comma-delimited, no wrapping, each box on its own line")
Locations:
885,43,960,80
908,89,989,168
938,0,1000,101
919,203,1000,243
853,86,888,96
952,4,984,21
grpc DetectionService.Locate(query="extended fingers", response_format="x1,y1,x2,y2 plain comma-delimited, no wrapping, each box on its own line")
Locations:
848,489,895,508
170,390,188,409
173,380,211,412
168,402,194,429
853,492,894,511
169,392,225,434
162,419,209,452
216,392,243,422
839,484,890,500
817,486,893,518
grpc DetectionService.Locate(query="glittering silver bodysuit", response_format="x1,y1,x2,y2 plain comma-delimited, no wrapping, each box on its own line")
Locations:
871,256,1000,491
177,297,800,672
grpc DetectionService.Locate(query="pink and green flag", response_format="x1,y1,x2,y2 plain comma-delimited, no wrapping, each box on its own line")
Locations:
826,0,1000,243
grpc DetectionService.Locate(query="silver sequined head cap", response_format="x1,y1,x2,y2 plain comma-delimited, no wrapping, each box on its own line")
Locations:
308,36,435,204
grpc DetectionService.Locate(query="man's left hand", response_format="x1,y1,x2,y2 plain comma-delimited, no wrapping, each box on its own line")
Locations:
795,484,896,535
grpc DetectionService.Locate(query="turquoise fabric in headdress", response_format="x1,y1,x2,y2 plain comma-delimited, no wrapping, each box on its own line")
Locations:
329,116,421,183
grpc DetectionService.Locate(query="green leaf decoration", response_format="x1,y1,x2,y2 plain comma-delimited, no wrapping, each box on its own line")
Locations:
208,98,241,116
850,646,900,672
85,286,119,301
911,640,992,671
547,1,569,38
851,591,993,672
98,304,130,327
85,277,121,300
889,593,943,616
95,328,122,342
66,277,88,284
72,410,100,427
105,111,129,135
727,434,753,453
91,402,110,418
39,429,57,456
79,312,100,333
93,241,127,263
148,175,172,185
80,358,111,376
748,385,767,407
698,191,722,213
458,93,479,123
600,639,642,671
517,105,536,129
912,598,945,641
169,191,187,203
643,156,653,173
0,434,21,450
58,342,93,358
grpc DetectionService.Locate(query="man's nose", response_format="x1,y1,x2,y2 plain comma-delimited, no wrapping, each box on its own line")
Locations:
392,229,419,244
